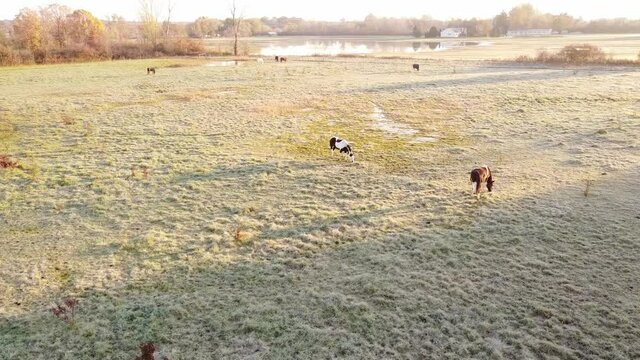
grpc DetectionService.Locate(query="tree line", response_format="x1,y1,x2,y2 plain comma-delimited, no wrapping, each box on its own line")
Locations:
1,2,639,65
187,4,640,38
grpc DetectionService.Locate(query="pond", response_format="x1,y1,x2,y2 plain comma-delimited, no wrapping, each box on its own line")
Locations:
254,37,489,56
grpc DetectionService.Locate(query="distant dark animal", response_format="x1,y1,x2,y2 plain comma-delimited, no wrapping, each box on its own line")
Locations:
280,57,287,63
329,136,354,162
413,64,420,71
147,67,156,75
470,165,494,199
275,56,280,62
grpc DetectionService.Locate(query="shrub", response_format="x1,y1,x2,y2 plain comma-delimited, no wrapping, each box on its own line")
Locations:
1,37,203,65
162,38,205,56
45,45,109,63
516,44,639,65
109,42,151,60
0,45,19,66
556,44,606,63
0,45,34,66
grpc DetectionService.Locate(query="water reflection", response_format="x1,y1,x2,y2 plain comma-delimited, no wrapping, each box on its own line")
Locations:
206,60,239,67
256,39,488,56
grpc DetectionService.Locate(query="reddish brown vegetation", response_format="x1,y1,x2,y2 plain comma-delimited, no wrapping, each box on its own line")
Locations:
61,114,75,125
135,343,156,360
0,155,20,169
51,298,79,323
234,226,241,242
135,343,169,360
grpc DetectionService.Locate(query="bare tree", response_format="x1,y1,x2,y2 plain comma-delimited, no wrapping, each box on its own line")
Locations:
162,0,175,39
39,4,72,48
138,0,159,47
229,0,243,56
106,14,129,42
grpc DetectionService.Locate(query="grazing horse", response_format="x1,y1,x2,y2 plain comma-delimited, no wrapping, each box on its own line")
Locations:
329,136,354,162
257,58,264,63
413,64,420,71
470,165,494,199
147,67,156,75
280,57,287,63
275,56,280,62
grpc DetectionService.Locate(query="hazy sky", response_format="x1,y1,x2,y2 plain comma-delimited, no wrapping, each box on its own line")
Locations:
2,0,639,22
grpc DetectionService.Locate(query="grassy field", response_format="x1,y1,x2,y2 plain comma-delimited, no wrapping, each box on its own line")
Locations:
0,54,639,359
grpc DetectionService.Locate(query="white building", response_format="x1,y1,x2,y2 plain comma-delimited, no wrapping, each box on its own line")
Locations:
507,29,553,37
440,28,467,38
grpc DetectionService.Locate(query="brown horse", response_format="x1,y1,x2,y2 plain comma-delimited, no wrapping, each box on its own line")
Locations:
147,67,156,75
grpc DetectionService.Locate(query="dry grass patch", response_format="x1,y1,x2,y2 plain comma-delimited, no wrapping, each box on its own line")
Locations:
163,90,212,102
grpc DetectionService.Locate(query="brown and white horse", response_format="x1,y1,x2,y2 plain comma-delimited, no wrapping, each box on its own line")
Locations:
470,165,494,199
329,136,354,162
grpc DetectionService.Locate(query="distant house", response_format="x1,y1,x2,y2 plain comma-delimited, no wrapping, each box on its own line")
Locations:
440,28,467,38
507,29,553,37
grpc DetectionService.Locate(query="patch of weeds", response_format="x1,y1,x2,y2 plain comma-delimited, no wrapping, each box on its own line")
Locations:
532,306,555,319
584,180,594,197
231,224,256,246
61,113,76,126
0,120,18,151
165,63,189,68
119,238,138,253
234,226,242,242
52,264,74,284
0,154,21,169
83,121,94,137
135,342,169,360
54,175,78,187
51,298,79,324
28,161,41,181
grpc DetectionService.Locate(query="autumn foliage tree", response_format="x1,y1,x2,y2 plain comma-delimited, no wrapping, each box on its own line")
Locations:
509,3,536,29
13,8,42,52
67,9,106,48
